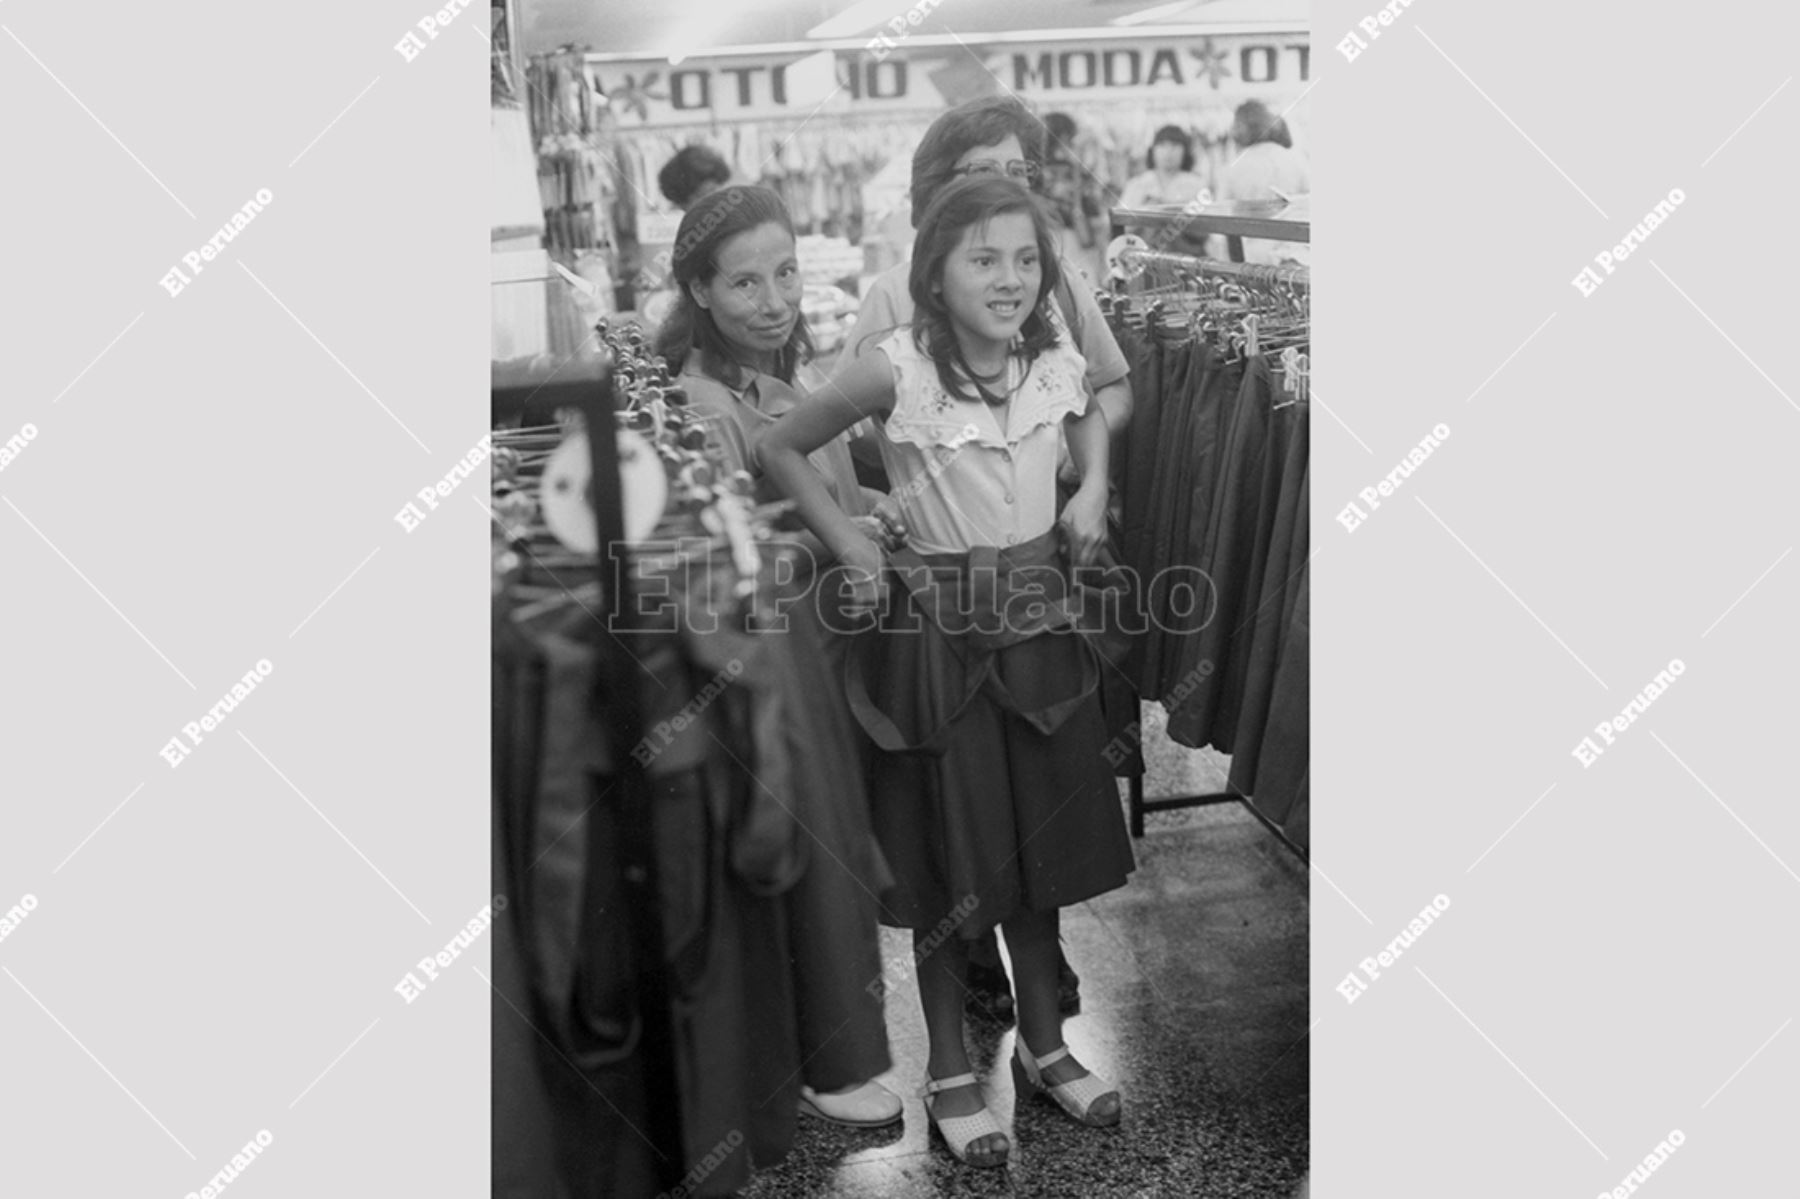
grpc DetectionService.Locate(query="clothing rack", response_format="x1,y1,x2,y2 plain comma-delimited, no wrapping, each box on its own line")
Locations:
1102,243,1309,863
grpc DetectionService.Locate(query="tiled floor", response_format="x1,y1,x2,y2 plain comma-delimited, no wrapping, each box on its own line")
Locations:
740,722,1310,1197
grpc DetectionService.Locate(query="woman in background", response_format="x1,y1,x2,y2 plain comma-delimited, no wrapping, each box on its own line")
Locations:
1119,124,1208,211
1119,124,1213,257
1216,100,1310,265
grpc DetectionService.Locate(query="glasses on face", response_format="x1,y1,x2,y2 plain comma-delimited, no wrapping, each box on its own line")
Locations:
952,158,1041,183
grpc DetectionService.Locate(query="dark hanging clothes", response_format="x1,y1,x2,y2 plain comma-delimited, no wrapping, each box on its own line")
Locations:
1105,306,1310,852
491,539,894,1197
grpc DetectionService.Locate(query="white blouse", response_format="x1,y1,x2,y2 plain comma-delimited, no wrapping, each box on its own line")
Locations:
873,330,1090,555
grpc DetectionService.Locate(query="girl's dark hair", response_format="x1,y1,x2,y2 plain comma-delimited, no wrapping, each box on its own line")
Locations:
910,95,1047,227
654,185,813,390
1147,124,1196,171
907,175,1062,407
657,144,731,208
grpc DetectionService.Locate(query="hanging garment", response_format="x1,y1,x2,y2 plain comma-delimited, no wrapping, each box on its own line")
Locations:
1220,389,1309,774
1164,351,1270,746
491,532,895,1196
1104,297,1309,850
1244,555,1310,846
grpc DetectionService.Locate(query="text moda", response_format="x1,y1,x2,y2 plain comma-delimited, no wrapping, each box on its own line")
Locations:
0,894,39,945
0,422,39,473
1571,659,1684,767
1573,188,1684,297
1335,894,1450,1003
160,189,273,298
160,660,274,767
1598,1130,1683,1199
396,434,493,531
1335,423,1450,532
395,896,507,1003
185,1129,273,1199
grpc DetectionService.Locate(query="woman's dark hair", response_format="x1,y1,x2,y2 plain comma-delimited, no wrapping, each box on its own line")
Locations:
1232,101,1292,149
910,95,1047,228
1043,111,1077,151
654,185,813,390
1147,124,1196,172
657,143,732,209
907,175,1062,407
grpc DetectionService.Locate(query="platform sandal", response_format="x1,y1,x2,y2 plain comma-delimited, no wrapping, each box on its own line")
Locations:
1011,1042,1121,1128
922,1073,1010,1168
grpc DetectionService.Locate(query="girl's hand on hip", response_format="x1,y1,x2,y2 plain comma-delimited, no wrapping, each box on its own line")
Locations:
1058,483,1108,568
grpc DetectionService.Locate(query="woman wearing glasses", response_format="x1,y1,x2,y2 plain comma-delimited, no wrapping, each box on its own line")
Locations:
843,93,1136,1028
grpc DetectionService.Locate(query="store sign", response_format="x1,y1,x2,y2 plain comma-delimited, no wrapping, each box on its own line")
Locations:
592,34,1308,127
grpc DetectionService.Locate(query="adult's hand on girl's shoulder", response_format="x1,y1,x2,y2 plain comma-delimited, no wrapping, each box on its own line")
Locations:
1058,483,1108,568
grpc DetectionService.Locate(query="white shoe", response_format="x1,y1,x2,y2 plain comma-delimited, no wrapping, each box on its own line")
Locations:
798,1079,903,1127
922,1073,1009,1167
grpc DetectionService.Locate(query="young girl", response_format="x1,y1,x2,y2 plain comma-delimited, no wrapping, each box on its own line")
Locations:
760,175,1135,1168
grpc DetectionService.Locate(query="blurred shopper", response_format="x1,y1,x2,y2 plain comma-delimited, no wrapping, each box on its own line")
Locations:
1119,124,1213,256
1040,111,1107,286
1216,100,1310,265
656,143,732,212
1120,124,1208,210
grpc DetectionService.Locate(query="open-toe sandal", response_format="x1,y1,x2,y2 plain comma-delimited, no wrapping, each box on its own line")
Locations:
922,1073,1010,1167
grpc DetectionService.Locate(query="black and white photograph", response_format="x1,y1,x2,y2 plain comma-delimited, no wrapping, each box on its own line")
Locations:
4,0,1796,1194
490,1,1310,1194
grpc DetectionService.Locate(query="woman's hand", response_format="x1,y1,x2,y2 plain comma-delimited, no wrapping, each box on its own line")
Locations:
837,535,888,619
1058,481,1108,568
849,496,908,551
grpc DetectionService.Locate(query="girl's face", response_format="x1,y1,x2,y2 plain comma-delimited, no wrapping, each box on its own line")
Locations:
934,210,1042,353
691,221,803,361
1152,140,1185,172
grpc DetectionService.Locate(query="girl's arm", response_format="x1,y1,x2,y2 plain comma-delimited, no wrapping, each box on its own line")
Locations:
1059,390,1111,568
757,350,897,565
